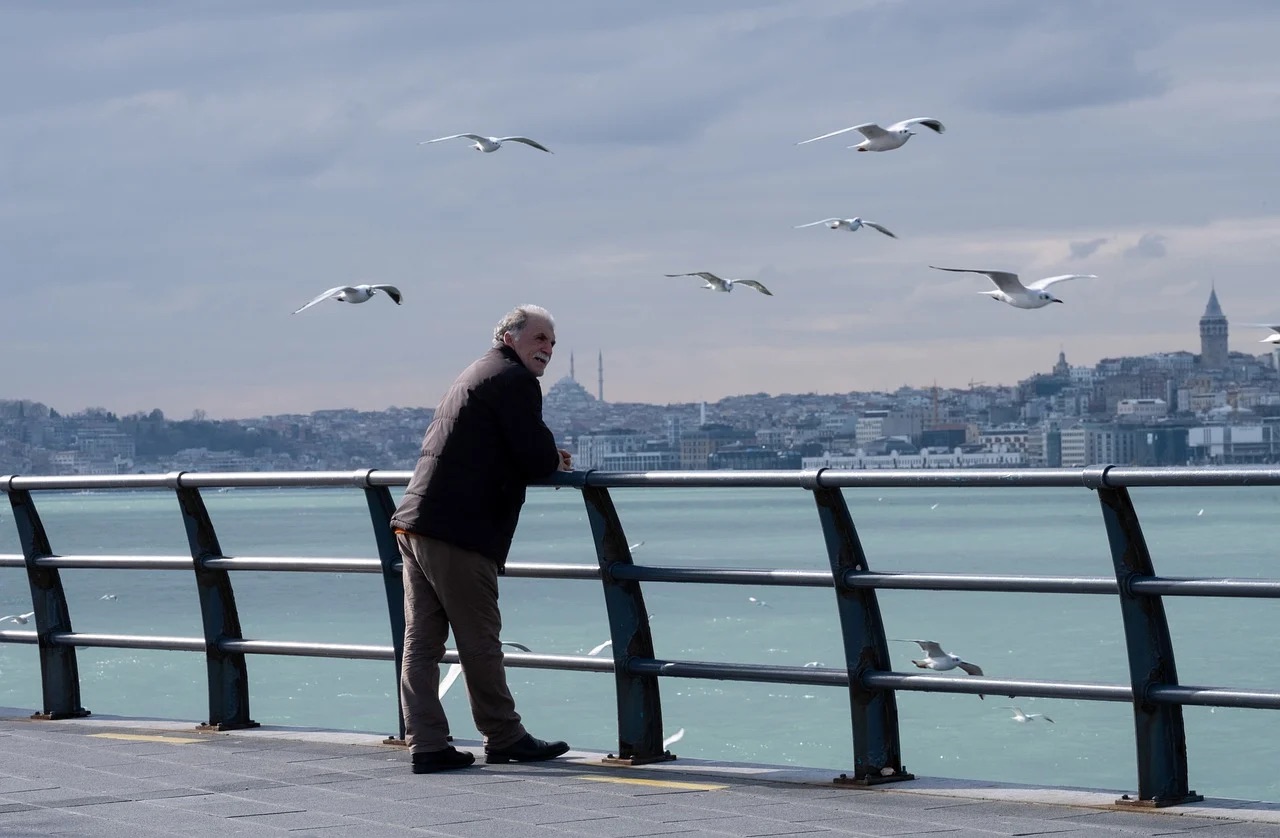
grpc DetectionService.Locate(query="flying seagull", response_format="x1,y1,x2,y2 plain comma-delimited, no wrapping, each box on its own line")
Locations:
0,612,35,625
665,272,773,296
420,133,552,153
1003,706,1054,723
796,118,945,152
1242,324,1280,345
795,217,896,238
439,641,533,698
292,284,403,315
929,267,1095,309
893,639,984,676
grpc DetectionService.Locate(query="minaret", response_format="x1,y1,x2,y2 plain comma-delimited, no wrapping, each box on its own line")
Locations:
597,350,604,402
1199,286,1229,369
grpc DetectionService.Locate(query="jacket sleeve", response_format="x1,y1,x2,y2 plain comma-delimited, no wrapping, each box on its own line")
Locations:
491,373,561,480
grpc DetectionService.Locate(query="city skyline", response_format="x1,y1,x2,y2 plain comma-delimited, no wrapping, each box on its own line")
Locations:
5,2,1280,419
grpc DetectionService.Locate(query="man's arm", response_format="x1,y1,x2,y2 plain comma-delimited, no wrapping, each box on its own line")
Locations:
494,374,562,479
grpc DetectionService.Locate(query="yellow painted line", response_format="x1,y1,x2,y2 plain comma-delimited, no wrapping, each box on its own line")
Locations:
89,733,207,744
574,775,727,791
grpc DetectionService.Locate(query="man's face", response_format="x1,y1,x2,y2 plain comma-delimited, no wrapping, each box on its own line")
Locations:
504,315,555,377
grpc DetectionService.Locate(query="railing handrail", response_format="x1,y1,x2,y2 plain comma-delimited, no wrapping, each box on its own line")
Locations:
6,464,1280,806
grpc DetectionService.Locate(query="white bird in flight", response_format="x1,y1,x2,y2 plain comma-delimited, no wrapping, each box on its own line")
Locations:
796,118,945,152
292,284,403,315
420,133,552,154
665,272,773,296
438,641,533,698
587,640,613,656
0,612,35,625
1003,706,1054,723
929,267,1096,309
99,594,118,601
663,728,685,749
1242,324,1280,345
795,217,896,238
894,639,984,676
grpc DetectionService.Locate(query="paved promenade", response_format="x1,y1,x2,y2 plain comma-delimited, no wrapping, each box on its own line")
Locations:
2,708,1278,837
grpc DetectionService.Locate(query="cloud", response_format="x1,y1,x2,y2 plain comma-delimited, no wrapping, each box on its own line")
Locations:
1068,238,1108,260
1124,233,1169,259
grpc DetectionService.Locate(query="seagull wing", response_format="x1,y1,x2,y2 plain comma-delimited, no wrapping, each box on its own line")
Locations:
666,271,728,288
736,280,773,296
1241,323,1280,332
438,662,464,698
863,221,897,238
796,124,871,145
587,640,613,656
795,219,840,228
292,286,351,314
370,284,403,304
957,661,984,676
420,133,484,145
904,639,944,656
496,136,552,153
1026,274,1095,291
890,117,945,134
1040,715,1055,723
929,267,1026,294
662,728,685,748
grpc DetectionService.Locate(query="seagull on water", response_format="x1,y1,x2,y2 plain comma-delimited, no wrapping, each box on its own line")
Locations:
893,639,984,676
747,596,772,608
929,266,1096,309
795,217,896,238
796,118,945,152
292,284,403,315
420,133,552,154
1003,706,1054,723
99,594,118,601
665,272,773,296
1242,324,1280,345
0,612,35,625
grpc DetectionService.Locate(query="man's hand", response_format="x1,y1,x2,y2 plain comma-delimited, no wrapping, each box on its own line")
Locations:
557,448,573,471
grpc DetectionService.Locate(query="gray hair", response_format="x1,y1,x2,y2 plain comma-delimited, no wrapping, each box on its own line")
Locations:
492,304,555,346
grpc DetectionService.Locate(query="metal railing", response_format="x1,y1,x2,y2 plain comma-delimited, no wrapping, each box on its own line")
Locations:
4,465,1280,807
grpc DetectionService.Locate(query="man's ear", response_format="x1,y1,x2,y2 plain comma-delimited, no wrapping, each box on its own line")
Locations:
501,331,514,347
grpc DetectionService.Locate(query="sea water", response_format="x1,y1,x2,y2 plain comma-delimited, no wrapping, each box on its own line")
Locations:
1,482,1278,802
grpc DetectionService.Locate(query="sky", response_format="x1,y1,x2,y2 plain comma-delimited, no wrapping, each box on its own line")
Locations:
4,0,1280,419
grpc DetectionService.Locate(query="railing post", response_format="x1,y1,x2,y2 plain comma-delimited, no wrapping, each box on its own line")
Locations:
361,474,407,743
581,481,672,765
808,475,912,785
171,474,258,731
1091,471,1202,807
6,485,90,720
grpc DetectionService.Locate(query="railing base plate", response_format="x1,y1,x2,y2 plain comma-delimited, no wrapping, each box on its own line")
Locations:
31,709,91,721
1115,791,1204,808
198,720,260,732
834,771,915,786
382,736,407,747
602,751,678,766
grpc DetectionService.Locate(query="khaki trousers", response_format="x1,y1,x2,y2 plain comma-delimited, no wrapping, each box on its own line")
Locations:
397,531,526,754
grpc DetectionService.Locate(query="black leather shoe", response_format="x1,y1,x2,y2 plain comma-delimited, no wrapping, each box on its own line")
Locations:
412,746,476,774
484,733,570,764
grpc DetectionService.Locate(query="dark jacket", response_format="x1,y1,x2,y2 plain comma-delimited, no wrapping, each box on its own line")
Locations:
391,345,562,566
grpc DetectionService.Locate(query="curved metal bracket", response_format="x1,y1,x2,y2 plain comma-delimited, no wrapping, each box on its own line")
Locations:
1096,485,1201,806
174,485,258,731
363,484,407,742
811,486,911,784
581,484,672,765
6,487,89,720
